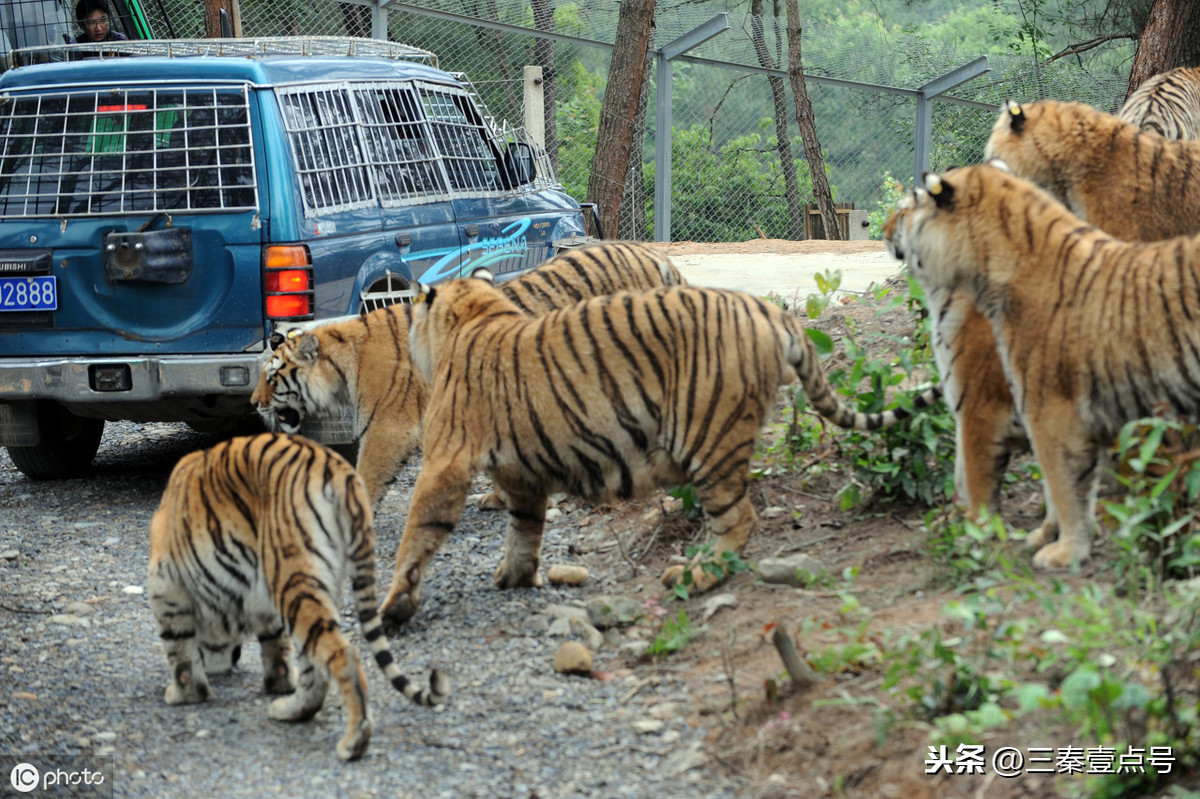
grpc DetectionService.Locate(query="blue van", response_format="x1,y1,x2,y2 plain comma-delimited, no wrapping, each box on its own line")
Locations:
0,38,590,478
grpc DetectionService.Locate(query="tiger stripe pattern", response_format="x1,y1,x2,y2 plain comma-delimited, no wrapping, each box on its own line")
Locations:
148,433,448,761
380,272,941,626
886,162,1200,570
251,241,684,508
1119,66,1200,141
913,99,1200,518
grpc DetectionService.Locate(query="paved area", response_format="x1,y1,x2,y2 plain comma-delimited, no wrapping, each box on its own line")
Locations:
668,244,902,301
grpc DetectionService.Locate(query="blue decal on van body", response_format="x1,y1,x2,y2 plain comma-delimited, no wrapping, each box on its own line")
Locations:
416,218,532,284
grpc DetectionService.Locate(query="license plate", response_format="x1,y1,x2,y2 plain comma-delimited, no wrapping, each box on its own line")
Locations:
0,275,57,311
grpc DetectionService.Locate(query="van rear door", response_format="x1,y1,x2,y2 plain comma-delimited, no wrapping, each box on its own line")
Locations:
0,83,265,357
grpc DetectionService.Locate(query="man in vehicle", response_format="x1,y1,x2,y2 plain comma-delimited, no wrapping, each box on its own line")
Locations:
75,0,125,42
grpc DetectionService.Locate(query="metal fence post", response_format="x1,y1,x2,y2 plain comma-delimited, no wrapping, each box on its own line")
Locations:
913,57,990,186
523,65,545,148
653,13,729,243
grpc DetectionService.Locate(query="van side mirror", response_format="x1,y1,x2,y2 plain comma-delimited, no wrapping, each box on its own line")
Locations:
504,141,538,187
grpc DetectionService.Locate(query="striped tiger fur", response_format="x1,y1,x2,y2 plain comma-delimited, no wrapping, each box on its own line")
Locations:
251,241,684,508
148,433,449,761
380,272,941,626
1119,66,1200,140
913,99,1200,519
887,162,1200,570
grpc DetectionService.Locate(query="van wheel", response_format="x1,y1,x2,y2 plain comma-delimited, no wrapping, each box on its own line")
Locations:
5,404,104,480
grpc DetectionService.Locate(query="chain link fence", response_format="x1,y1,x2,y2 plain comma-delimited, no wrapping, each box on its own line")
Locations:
128,0,1129,242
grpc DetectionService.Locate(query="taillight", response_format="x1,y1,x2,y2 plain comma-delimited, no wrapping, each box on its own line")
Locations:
264,245,313,320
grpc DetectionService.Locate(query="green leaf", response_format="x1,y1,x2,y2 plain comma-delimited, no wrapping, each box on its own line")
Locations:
806,327,834,356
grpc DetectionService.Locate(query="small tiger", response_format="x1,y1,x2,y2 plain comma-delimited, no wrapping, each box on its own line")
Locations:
923,99,1200,517
380,272,941,626
251,241,685,508
148,433,449,761
1119,66,1200,140
887,162,1200,570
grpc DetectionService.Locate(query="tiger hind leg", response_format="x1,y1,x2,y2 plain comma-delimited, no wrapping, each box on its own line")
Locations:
1024,418,1099,570
661,465,757,593
268,649,329,723
258,627,294,695
150,578,211,705
493,487,547,589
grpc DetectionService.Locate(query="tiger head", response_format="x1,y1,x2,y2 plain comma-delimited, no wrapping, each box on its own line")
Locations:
251,329,349,435
883,162,1008,282
984,99,1119,206
409,268,507,380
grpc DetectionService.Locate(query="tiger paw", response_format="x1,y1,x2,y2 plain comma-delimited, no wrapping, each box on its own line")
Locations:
1032,540,1090,571
336,719,373,762
493,557,543,589
469,491,507,510
660,563,723,593
164,672,210,705
268,692,324,723
1025,524,1056,550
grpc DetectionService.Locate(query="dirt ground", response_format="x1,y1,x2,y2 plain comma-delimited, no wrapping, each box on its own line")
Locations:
559,239,1192,799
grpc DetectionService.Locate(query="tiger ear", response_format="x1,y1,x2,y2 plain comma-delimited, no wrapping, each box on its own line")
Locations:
294,333,320,365
470,267,495,285
1004,100,1026,134
414,283,436,305
923,172,955,209
268,330,286,350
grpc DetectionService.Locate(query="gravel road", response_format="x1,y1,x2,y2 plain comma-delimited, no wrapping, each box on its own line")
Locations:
0,421,748,798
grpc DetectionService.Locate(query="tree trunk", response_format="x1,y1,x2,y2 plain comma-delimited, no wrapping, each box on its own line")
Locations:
587,0,655,238
530,0,560,173
751,0,804,240
1126,0,1200,97
783,0,839,240
620,40,654,240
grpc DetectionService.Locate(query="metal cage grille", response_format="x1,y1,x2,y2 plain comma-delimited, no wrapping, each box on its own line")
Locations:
278,79,522,218
0,85,257,218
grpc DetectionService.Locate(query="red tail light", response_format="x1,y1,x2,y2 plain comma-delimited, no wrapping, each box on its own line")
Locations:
264,245,313,320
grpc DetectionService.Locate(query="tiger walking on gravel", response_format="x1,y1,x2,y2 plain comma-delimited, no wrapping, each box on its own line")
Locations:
148,432,449,761
379,271,941,626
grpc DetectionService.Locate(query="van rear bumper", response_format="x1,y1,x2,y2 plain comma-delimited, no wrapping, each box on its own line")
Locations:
0,354,261,403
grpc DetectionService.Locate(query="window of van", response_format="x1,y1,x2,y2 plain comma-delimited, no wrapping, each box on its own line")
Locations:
277,80,512,218
0,86,256,217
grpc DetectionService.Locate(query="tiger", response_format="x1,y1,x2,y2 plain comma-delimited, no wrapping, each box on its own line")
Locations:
378,271,942,626
885,161,1200,570
1119,66,1200,141
984,99,1200,241
251,241,685,509
147,432,449,761
912,99,1200,518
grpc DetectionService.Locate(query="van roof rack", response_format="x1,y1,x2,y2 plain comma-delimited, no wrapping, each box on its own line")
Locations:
11,36,438,70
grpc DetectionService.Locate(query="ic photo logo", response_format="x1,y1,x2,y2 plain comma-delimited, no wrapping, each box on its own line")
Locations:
9,762,39,793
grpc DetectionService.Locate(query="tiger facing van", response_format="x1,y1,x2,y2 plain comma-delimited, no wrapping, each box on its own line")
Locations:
252,241,684,508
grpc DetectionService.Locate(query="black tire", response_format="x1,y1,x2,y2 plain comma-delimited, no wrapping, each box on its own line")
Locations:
5,403,104,480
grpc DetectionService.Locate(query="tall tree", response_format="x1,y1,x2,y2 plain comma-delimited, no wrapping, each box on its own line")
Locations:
750,0,804,240
784,0,839,240
587,0,655,238
1125,0,1200,96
